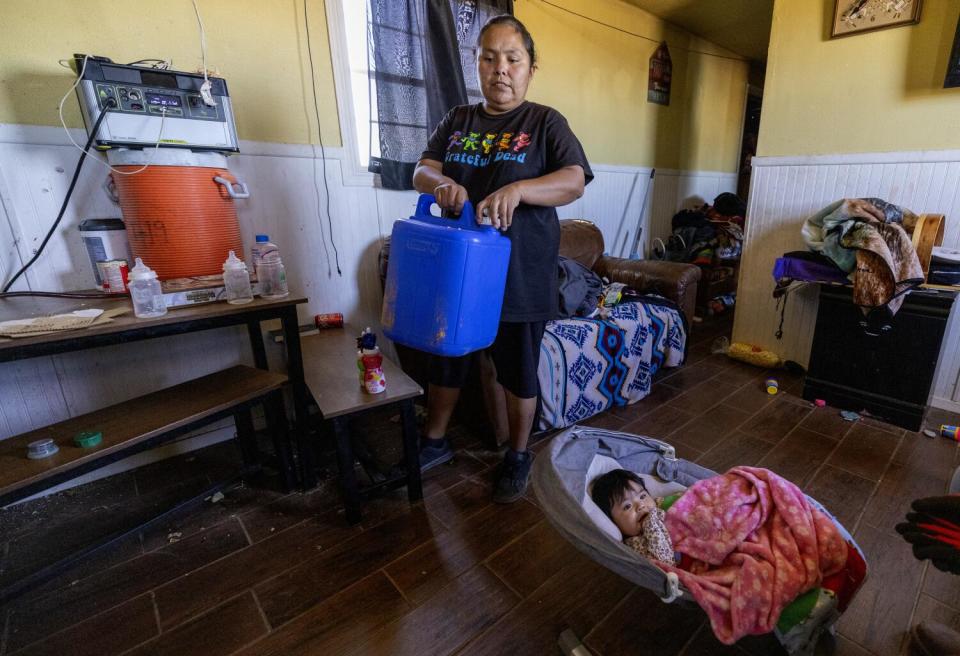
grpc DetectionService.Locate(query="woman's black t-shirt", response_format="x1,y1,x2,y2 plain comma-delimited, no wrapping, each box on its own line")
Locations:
421,101,593,322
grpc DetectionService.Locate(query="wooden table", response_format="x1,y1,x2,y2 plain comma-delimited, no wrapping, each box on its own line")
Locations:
0,295,310,487
0,294,316,600
301,326,423,523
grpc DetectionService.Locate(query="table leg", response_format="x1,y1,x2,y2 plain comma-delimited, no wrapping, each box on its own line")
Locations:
266,390,296,491
332,415,362,525
400,399,423,502
233,404,262,475
247,321,269,370
281,306,315,488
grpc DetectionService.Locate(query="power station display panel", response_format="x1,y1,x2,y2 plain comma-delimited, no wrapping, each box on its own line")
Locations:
145,93,182,107
74,54,239,151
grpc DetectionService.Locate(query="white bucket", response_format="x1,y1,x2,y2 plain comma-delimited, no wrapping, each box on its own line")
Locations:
79,218,133,288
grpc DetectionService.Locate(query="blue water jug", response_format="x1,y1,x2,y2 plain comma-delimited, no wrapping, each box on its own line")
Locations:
382,194,511,356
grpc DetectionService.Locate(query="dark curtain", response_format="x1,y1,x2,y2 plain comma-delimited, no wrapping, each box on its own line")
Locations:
368,0,513,189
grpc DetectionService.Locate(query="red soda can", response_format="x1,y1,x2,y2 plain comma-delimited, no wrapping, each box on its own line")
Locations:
315,313,344,329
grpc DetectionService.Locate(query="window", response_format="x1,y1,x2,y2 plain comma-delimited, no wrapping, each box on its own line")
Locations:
341,0,379,170
327,0,512,187
325,0,377,184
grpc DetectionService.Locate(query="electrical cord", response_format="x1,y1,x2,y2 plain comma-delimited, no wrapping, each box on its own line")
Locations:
127,58,171,69
60,54,167,176
304,0,342,277
0,290,127,299
191,0,216,106
2,104,113,293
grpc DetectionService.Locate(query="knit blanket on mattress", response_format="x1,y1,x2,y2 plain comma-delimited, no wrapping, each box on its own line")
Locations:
537,299,686,430
658,466,848,645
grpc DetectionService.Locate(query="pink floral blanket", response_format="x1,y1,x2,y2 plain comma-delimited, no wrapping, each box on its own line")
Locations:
659,466,848,645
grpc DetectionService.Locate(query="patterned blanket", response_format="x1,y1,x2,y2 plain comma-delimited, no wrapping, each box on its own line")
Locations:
659,467,849,646
537,300,686,430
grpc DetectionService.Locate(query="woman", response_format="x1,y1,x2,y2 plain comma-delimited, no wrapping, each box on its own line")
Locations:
412,14,593,503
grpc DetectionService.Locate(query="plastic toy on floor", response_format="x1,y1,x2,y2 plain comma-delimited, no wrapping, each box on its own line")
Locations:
726,342,782,368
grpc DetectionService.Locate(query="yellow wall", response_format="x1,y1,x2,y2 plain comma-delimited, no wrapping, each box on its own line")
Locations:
0,0,748,171
0,0,342,147
759,0,960,157
518,0,749,170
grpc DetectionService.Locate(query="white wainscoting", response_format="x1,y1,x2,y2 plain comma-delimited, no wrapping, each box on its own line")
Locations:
733,149,960,412
0,122,735,490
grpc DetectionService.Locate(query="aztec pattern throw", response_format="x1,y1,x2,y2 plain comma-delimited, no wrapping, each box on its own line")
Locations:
537,300,686,430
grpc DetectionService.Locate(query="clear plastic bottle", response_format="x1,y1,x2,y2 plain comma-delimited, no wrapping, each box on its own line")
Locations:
127,257,167,318
256,239,289,300
251,234,278,269
222,250,253,304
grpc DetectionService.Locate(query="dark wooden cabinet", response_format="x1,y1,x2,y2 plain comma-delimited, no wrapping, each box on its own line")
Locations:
803,285,956,431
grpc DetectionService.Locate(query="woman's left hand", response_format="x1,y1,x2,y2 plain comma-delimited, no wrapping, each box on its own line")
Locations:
477,183,524,231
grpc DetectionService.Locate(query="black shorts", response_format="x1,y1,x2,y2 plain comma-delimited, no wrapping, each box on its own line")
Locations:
428,321,546,399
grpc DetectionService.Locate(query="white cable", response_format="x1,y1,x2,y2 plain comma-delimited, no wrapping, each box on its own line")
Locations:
58,55,167,176
191,0,217,106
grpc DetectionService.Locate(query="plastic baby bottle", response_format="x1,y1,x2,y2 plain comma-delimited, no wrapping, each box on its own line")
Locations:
128,257,167,318
222,250,253,304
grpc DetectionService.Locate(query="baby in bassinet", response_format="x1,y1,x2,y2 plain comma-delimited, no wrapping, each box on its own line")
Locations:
591,469,674,562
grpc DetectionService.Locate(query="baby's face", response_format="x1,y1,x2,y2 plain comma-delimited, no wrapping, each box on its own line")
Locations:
611,481,657,538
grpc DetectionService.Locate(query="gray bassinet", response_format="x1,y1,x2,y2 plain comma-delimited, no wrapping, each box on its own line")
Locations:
532,425,866,656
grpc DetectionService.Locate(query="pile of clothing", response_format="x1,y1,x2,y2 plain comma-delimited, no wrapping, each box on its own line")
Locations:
654,192,746,265
774,198,925,333
556,258,672,320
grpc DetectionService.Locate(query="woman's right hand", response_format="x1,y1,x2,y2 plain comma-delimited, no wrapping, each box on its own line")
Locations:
433,182,469,215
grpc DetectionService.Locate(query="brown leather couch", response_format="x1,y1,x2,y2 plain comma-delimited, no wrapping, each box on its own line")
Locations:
555,219,700,324
377,219,700,429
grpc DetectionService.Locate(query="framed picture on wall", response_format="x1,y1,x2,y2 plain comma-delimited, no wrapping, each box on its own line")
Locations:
831,0,922,39
946,14,960,87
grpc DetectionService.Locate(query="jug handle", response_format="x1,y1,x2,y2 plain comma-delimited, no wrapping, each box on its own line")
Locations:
214,175,251,199
415,194,480,229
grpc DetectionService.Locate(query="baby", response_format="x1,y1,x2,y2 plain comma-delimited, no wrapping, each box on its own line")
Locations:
591,469,674,562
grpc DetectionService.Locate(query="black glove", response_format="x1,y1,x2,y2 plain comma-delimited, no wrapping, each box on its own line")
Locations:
896,495,960,574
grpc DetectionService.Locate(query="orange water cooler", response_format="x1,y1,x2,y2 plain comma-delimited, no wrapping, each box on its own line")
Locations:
107,150,249,280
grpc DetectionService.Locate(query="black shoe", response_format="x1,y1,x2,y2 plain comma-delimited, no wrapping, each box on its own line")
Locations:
492,450,533,504
909,621,960,656
419,438,454,472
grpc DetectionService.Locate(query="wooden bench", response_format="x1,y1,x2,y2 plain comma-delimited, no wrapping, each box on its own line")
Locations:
301,328,423,524
0,364,290,602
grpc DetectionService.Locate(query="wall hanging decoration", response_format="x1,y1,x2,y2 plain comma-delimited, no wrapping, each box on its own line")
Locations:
946,13,960,88
647,42,672,106
831,0,922,38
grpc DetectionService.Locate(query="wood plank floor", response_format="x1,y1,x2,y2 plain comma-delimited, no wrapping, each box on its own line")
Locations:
2,314,959,656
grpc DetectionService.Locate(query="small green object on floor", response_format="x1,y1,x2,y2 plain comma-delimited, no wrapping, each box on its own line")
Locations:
73,430,103,448
839,410,861,422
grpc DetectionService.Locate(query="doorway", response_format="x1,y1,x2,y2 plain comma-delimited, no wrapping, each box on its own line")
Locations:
737,85,763,202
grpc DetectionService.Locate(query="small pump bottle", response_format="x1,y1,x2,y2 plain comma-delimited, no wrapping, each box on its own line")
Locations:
222,250,253,304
